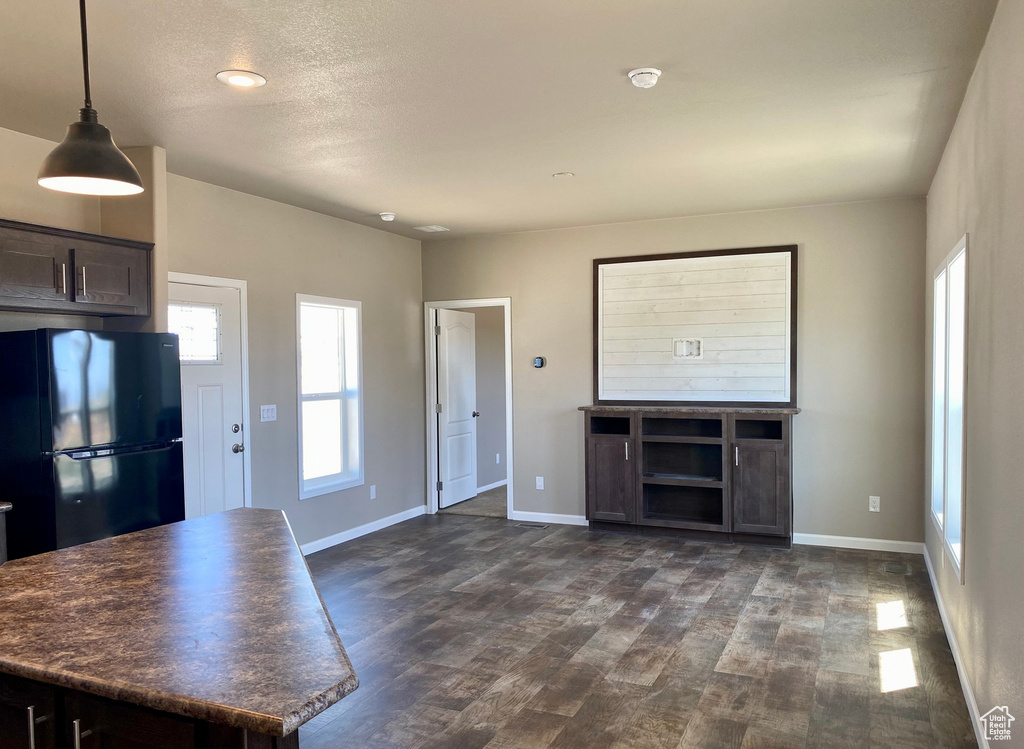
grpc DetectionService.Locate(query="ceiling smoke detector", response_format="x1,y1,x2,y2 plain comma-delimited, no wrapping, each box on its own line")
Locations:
414,225,450,233
628,68,662,88
379,212,396,221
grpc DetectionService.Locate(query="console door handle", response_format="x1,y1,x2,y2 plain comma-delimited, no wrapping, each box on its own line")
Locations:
26,706,35,749
72,718,93,749
625,441,629,461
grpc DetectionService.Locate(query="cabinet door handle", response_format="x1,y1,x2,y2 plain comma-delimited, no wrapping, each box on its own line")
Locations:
26,705,36,749
735,446,739,466
60,263,67,295
625,441,629,461
72,718,93,749
80,267,87,296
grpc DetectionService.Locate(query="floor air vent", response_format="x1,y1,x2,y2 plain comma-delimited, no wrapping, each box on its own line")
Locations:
515,522,549,529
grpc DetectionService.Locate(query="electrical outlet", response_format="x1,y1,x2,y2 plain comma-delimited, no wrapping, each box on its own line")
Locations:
496,453,501,465
259,405,277,423
536,476,545,490
370,485,376,500
869,495,881,513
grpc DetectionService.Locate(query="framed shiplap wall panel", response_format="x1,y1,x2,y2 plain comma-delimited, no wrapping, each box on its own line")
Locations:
594,246,797,406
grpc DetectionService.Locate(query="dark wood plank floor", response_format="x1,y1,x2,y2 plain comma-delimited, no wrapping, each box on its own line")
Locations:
300,515,976,749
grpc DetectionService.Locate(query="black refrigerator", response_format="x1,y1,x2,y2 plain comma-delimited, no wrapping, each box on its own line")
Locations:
0,329,185,560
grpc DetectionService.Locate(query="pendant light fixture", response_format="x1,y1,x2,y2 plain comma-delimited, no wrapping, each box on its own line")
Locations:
37,0,144,196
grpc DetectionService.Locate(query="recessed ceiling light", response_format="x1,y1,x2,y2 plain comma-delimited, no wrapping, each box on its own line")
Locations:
379,212,396,221
627,68,662,88
414,225,450,233
552,172,575,179
216,70,267,88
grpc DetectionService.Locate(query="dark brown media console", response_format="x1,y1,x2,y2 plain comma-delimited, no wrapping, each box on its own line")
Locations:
580,406,798,546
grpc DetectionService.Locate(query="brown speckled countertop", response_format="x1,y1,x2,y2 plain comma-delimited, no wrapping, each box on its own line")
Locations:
579,405,800,415
0,508,357,736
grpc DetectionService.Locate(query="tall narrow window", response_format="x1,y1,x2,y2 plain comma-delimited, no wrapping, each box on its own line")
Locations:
296,295,363,499
931,236,968,580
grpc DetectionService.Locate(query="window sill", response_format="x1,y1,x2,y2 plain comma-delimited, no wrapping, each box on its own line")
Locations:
300,477,364,501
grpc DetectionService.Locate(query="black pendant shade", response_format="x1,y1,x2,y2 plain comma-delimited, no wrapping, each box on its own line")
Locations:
37,0,144,197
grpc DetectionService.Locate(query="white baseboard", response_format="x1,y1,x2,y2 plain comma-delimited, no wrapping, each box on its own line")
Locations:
793,533,925,555
508,510,588,526
476,479,508,493
924,547,988,748
301,505,426,555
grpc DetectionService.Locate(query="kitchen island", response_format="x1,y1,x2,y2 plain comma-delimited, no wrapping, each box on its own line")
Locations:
0,508,358,748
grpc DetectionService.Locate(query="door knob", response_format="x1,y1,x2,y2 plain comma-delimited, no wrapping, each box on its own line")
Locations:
472,411,480,417
232,444,245,454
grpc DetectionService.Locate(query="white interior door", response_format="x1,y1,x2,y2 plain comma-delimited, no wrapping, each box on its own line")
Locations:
168,281,246,518
437,308,478,508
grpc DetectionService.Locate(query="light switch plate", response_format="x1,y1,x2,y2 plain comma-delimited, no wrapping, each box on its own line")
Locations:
260,405,277,423
370,485,376,499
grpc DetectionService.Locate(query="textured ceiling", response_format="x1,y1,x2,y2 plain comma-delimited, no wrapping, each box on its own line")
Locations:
0,0,997,239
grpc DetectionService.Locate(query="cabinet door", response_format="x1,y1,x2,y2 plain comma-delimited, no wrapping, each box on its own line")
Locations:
63,693,195,749
0,673,57,749
72,244,150,315
731,442,790,536
586,436,635,523
0,231,71,304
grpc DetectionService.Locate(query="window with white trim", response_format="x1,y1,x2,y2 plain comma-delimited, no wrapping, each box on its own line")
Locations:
296,295,363,499
931,235,968,579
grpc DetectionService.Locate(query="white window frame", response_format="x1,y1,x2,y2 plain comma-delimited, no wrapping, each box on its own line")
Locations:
296,294,364,499
930,235,968,582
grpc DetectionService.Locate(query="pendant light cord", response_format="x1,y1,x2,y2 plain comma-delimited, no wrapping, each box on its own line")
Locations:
79,0,96,121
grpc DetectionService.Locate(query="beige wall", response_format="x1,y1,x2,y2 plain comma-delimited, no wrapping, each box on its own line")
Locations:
423,198,926,540
167,174,425,546
925,0,1024,721
469,306,507,488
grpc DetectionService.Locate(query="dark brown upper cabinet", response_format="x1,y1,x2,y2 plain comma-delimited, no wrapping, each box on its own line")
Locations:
0,219,152,317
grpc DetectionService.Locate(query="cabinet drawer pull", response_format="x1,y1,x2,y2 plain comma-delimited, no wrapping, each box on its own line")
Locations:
26,705,35,749
73,718,93,749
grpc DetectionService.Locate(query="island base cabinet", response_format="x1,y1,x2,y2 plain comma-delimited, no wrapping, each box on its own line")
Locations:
0,674,57,749
0,672,301,749
64,693,196,749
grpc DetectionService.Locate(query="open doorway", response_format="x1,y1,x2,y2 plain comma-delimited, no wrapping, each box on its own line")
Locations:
424,298,512,519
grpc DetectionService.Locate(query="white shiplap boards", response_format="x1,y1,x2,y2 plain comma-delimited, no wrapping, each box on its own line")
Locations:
597,249,795,403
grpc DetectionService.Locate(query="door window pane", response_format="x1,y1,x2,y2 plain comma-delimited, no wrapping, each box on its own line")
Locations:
168,303,220,363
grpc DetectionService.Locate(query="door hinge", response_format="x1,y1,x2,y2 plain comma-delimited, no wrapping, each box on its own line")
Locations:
434,325,441,335
436,481,443,491
435,403,443,414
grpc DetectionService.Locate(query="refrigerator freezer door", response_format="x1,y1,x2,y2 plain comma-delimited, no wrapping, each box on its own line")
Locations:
53,442,185,550
45,330,183,452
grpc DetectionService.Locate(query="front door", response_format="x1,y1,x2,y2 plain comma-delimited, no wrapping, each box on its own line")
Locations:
437,308,478,508
168,280,246,518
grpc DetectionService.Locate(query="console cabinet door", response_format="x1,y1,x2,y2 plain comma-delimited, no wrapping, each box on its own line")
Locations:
0,673,57,749
71,244,151,316
586,436,635,523
0,231,71,306
731,442,789,536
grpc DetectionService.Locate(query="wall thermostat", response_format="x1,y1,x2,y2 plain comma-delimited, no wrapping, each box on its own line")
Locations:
533,357,546,368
